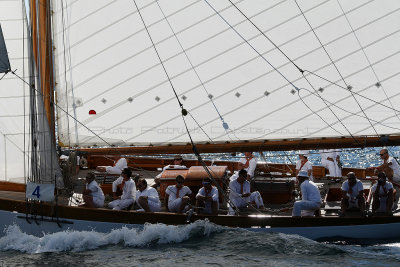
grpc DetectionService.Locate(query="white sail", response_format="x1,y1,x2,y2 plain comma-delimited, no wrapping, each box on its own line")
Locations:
0,0,30,182
0,1,63,186
51,0,400,147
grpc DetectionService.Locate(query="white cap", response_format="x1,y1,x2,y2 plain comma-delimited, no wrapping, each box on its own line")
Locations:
298,150,309,157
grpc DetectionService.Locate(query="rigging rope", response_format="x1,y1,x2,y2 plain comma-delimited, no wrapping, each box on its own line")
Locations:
131,0,183,110
294,0,380,139
155,0,231,137
335,0,400,122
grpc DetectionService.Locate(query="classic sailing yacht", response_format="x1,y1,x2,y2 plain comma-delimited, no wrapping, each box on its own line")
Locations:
1,0,400,240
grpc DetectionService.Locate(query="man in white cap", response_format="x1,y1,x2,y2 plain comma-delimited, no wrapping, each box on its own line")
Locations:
292,170,322,217
320,149,342,178
296,150,313,181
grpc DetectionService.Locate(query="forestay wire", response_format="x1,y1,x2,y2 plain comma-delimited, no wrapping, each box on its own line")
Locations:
132,0,244,214
154,0,235,141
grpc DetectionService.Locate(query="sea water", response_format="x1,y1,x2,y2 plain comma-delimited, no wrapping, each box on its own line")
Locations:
1,147,400,266
0,221,399,266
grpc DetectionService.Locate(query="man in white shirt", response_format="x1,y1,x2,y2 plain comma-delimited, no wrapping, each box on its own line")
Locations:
369,148,400,210
340,172,365,216
296,150,313,181
230,152,257,181
108,168,136,210
196,178,219,214
292,170,322,217
165,175,194,213
136,178,161,212
367,172,394,215
81,172,105,208
320,149,342,178
229,169,264,215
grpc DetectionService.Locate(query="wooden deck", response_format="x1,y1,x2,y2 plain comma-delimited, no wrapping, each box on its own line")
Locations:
0,190,26,201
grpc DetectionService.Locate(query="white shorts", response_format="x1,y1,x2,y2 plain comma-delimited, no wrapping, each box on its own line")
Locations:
108,198,134,210
138,200,161,212
168,198,189,213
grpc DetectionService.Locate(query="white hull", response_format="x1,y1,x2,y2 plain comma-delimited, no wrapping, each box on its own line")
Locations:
2,209,400,241
0,210,142,237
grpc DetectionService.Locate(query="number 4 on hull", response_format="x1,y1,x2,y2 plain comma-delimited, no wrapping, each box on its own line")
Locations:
26,182,55,202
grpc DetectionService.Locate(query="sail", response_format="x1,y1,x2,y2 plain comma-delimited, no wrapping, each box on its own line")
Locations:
0,1,63,186
51,0,400,148
0,0,31,183
0,24,11,73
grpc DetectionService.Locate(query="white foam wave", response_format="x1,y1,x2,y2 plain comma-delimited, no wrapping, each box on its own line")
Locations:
0,220,222,254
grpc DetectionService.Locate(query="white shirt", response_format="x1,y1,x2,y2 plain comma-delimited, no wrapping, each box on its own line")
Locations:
387,157,400,177
320,149,339,161
371,182,393,197
197,186,219,202
106,158,128,174
112,177,136,200
239,157,257,178
86,180,104,201
136,186,161,205
156,164,187,179
229,179,250,198
165,185,192,204
296,160,313,181
341,180,363,198
300,180,322,203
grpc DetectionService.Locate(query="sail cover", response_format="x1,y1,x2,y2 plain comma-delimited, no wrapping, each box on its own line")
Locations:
51,0,400,147
0,24,11,73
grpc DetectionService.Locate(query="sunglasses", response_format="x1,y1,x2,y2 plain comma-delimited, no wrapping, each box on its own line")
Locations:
380,153,386,156
177,181,184,184
202,182,210,185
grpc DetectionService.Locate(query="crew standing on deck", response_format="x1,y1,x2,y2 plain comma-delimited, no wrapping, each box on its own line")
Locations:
296,150,313,181
230,152,257,181
320,149,342,178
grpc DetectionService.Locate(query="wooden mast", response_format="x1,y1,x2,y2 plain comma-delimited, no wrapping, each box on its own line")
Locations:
29,0,55,135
